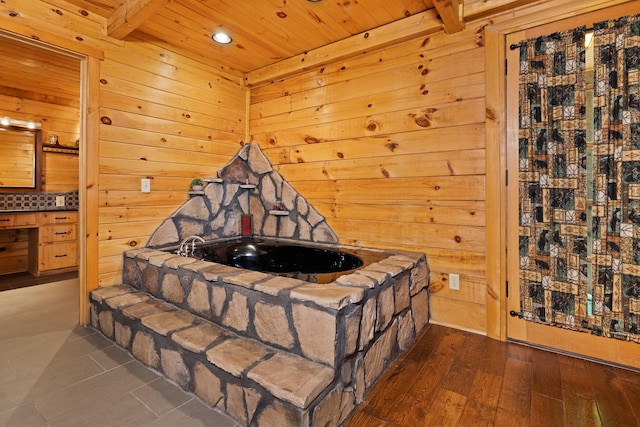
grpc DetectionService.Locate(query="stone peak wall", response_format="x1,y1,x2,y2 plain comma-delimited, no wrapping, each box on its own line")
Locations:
147,144,338,249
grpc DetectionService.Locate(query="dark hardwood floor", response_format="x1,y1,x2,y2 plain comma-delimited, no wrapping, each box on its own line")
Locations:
345,323,640,426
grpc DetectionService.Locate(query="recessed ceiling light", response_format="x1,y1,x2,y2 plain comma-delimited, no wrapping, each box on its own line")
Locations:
212,32,232,44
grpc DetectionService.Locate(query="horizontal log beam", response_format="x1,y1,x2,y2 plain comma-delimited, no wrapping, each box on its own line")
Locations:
244,9,443,87
433,0,465,33
107,0,169,40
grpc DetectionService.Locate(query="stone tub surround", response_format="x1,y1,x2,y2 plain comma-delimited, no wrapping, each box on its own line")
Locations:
146,143,338,250
90,245,429,426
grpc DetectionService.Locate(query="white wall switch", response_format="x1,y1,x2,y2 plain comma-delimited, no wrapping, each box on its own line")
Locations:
449,273,460,290
55,195,65,207
141,178,151,193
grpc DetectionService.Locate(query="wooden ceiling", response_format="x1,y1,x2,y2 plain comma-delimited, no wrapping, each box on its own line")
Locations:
0,35,81,107
61,0,469,73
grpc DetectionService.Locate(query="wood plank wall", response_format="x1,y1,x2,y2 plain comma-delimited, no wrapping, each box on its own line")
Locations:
96,34,246,286
249,27,488,332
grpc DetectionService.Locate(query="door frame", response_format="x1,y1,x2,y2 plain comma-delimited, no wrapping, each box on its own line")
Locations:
492,2,640,368
0,30,101,326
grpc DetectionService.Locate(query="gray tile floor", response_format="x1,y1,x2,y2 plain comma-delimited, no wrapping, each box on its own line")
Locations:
0,278,239,427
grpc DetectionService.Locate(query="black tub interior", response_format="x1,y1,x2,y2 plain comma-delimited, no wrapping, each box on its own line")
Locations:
191,239,375,283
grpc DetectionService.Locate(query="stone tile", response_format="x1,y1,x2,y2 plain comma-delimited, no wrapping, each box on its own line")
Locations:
146,219,179,248
411,288,429,332
254,302,294,348
183,260,216,274
193,362,224,408
141,310,196,336
199,263,239,281
177,196,210,220
358,269,389,286
248,142,273,174
394,273,411,314
115,321,132,348
223,271,271,289
135,249,168,261
187,279,211,315
124,247,154,259
148,252,177,267
248,353,334,408
245,387,262,423
256,399,309,427
142,266,160,296
105,291,150,310
171,322,224,354
122,299,174,320
253,276,305,296
367,261,404,277
160,349,190,389
206,337,269,377
391,252,424,264
345,306,362,356
411,260,429,296
354,355,365,403
292,304,336,365
364,321,398,389
382,258,415,270
90,285,134,302
335,273,376,289
161,273,185,304
289,283,364,310
98,310,114,338
163,255,198,269
376,286,395,332
225,382,246,425
359,298,376,351
397,311,416,351
211,285,227,317
222,291,248,332
132,331,159,369
313,384,355,427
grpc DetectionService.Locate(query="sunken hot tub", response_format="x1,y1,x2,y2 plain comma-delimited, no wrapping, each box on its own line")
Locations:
190,238,387,284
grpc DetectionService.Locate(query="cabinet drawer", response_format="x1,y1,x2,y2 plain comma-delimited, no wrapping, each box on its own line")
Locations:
0,213,37,229
39,212,77,225
41,224,77,243
40,242,77,271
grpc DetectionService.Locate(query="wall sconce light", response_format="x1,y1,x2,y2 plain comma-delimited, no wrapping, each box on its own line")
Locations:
212,32,232,44
0,116,41,129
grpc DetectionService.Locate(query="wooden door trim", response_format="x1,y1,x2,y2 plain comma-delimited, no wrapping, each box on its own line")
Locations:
498,2,640,368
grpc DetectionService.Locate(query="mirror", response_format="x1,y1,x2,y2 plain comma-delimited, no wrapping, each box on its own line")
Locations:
0,126,42,191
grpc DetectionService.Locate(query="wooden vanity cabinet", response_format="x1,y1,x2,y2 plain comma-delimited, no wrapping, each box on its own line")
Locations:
0,213,37,275
35,212,78,273
0,211,78,275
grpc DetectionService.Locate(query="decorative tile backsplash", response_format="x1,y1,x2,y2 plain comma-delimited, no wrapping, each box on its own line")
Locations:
0,190,79,211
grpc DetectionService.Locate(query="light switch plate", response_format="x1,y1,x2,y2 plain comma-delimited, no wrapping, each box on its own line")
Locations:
55,195,65,207
449,273,460,290
141,178,151,193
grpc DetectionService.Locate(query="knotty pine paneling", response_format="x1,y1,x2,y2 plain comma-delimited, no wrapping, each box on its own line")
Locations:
43,152,79,192
97,37,246,286
250,28,489,333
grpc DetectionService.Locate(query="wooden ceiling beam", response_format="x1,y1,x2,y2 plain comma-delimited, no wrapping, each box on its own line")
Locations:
432,0,465,34
245,9,443,87
107,0,170,40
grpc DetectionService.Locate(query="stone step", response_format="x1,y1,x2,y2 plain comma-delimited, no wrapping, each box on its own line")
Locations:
90,284,338,426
